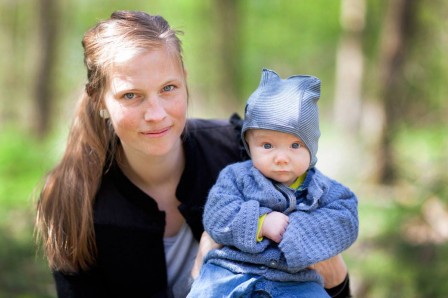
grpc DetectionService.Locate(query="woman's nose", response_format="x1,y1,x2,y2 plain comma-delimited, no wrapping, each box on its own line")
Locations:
144,97,167,122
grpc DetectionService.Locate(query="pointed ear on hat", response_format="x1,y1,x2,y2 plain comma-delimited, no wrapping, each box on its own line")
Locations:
260,68,281,86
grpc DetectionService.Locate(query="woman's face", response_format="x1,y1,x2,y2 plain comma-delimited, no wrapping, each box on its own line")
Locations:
103,47,188,160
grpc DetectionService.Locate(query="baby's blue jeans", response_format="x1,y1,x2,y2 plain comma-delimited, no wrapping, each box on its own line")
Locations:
187,263,330,298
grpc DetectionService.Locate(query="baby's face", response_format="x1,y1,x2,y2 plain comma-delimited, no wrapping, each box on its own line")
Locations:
246,129,310,186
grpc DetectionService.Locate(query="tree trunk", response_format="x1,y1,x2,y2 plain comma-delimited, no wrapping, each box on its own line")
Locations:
375,0,417,183
333,0,366,134
34,0,59,138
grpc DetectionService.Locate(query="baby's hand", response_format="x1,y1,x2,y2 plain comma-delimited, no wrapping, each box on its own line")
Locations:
260,211,289,243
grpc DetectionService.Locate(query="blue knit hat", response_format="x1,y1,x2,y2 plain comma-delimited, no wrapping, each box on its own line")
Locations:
242,68,321,168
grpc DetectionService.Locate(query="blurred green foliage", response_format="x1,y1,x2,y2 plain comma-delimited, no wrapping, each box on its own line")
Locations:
318,120,448,297
0,130,57,297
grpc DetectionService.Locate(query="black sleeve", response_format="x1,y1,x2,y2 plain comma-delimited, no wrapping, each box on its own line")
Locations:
325,274,352,298
53,267,168,298
53,270,105,298
229,113,250,161
52,224,169,298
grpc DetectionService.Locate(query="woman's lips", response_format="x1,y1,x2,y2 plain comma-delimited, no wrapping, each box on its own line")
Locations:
141,126,171,137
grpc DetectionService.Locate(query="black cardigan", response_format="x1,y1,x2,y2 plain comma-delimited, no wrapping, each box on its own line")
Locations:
53,116,246,298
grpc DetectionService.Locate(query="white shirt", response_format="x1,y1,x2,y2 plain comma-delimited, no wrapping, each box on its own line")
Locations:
164,222,199,298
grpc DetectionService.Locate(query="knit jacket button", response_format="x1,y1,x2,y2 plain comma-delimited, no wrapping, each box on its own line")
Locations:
269,260,277,267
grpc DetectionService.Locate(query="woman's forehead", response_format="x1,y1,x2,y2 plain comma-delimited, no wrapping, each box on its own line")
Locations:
106,48,185,89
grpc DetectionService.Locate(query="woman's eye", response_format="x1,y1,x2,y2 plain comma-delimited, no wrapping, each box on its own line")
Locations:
162,85,175,92
263,143,272,149
123,93,135,100
292,143,301,149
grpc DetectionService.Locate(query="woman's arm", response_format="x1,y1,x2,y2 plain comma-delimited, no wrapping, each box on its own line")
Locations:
191,232,221,279
310,254,347,288
310,254,352,297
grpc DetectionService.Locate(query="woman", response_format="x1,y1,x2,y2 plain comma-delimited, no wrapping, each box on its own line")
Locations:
35,10,351,298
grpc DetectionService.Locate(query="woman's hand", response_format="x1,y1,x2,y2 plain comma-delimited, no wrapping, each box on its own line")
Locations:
191,232,222,279
309,254,348,289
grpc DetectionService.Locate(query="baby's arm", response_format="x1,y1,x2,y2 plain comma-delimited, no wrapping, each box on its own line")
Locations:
259,211,289,243
203,164,270,253
279,180,358,270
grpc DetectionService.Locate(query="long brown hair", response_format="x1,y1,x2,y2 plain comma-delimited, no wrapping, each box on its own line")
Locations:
35,10,184,272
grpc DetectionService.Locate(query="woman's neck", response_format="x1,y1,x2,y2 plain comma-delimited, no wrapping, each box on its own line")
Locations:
118,140,185,194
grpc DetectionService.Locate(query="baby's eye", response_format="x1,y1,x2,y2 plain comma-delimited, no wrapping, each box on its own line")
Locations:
291,143,302,149
263,143,272,149
162,85,175,92
123,93,136,100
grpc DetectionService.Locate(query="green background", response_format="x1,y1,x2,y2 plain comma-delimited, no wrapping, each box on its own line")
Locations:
0,0,447,297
